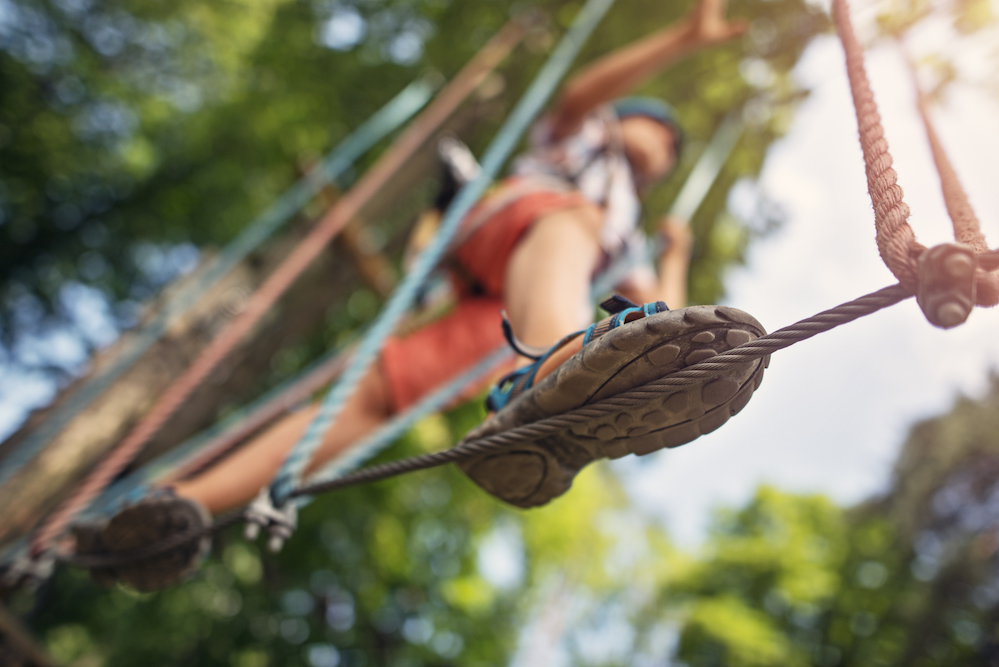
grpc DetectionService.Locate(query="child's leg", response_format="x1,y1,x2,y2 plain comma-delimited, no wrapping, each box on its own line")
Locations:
172,363,391,514
169,296,507,516
503,202,604,378
460,198,766,509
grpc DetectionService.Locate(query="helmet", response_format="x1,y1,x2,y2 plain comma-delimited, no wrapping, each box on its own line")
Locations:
611,96,685,163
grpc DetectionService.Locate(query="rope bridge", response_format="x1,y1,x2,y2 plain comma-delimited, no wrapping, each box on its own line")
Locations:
3,0,997,585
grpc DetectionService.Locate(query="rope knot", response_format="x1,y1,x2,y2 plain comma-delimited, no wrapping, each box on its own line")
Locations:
916,244,979,328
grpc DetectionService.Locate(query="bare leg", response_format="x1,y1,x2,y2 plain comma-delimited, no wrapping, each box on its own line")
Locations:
503,203,604,378
170,204,606,514
173,363,391,514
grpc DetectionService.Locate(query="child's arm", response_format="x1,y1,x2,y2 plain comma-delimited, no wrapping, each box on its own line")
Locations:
550,0,745,138
613,217,693,309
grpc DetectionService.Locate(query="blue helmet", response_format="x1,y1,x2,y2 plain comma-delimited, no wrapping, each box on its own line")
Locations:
612,96,685,163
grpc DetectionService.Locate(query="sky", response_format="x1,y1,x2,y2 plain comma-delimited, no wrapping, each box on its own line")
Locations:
621,14,999,546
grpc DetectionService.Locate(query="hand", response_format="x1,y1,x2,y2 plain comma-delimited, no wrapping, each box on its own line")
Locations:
685,0,747,47
658,217,693,256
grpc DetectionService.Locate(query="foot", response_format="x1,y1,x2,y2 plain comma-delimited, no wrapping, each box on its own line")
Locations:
459,298,767,508
73,491,211,591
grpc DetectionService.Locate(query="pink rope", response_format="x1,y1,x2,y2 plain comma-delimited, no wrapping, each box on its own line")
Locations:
908,64,999,306
832,0,925,292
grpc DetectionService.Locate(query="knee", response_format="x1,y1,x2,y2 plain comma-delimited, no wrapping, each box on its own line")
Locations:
535,203,603,242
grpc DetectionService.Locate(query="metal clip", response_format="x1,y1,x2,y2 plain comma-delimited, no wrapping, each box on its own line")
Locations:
243,488,297,553
1,551,55,592
917,244,977,329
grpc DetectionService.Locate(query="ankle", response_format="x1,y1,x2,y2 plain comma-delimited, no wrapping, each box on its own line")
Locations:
534,334,584,383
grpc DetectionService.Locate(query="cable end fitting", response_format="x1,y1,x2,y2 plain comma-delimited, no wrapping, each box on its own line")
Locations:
917,244,977,329
243,488,298,553
1,551,56,593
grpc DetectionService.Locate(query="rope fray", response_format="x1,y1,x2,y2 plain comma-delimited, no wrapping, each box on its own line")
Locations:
833,0,998,320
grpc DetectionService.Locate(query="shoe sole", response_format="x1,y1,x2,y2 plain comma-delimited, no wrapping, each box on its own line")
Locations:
458,306,767,508
99,495,212,591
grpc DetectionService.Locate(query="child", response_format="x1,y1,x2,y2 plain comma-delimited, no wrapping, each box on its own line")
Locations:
81,0,766,591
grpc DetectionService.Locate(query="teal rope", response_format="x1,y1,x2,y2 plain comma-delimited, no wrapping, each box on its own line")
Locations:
269,0,619,505
293,345,511,508
0,80,433,489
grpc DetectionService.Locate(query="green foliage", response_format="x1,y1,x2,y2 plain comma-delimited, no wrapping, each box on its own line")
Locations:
657,380,999,667
665,488,847,666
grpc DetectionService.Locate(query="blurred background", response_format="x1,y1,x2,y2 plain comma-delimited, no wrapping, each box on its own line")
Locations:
1,0,999,664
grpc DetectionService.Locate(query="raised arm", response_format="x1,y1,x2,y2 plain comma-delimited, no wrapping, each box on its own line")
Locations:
550,0,745,138
614,217,694,309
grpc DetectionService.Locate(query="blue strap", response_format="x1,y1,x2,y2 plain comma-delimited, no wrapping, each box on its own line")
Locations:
268,0,619,505
487,321,595,412
0,79,434,490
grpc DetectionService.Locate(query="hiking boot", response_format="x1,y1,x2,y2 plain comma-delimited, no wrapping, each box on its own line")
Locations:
459,298,767,507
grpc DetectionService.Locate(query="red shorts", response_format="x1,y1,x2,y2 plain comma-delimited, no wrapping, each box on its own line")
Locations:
381,180,587,412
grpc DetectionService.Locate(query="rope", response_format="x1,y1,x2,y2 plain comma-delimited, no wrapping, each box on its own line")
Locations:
82,343,354,518
88,297,462,514
290,284,911,497
55,282,913,572
832,0,925,292
28,18,528,557
906,59,999,306
267,0,620,505
667,110,744,223
0,80,432,491
160,348,352,486
295,345,512,505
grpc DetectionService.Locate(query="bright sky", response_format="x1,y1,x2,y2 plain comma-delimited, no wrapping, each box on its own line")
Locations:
620,19,999,546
